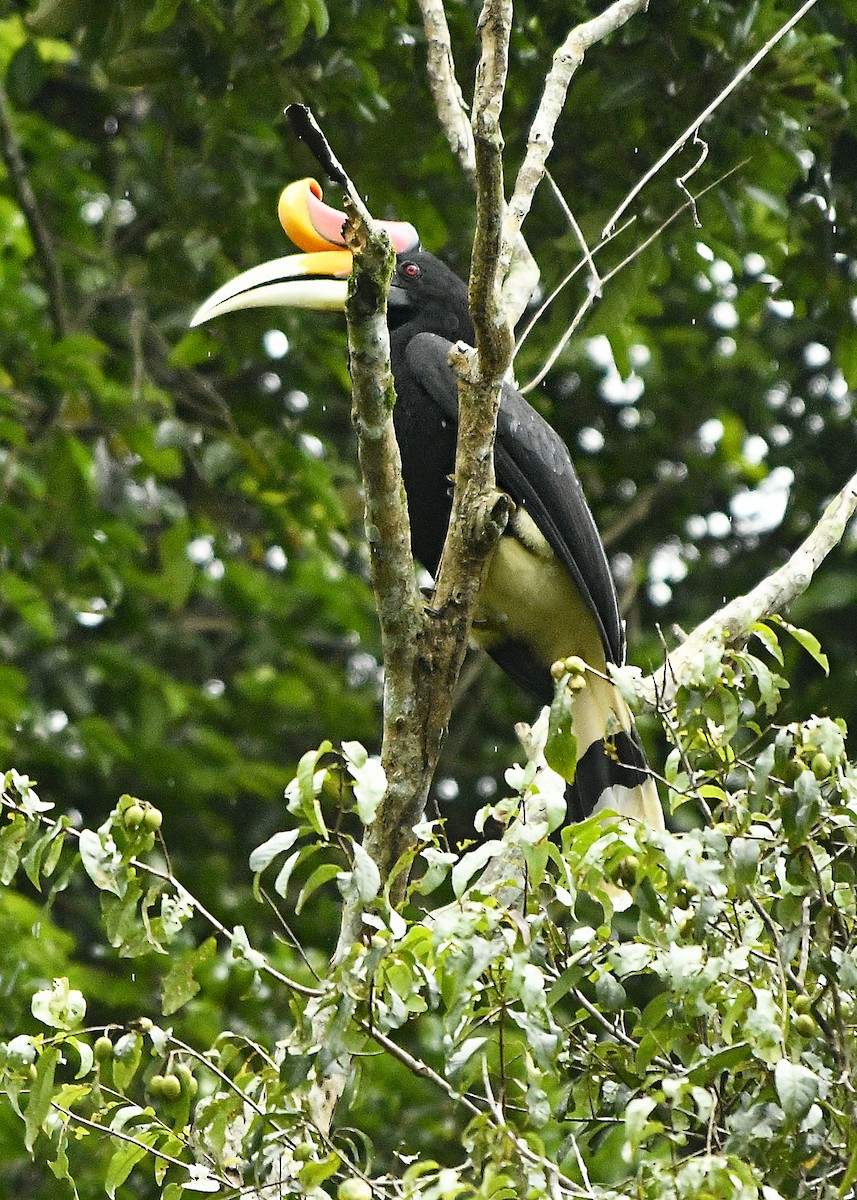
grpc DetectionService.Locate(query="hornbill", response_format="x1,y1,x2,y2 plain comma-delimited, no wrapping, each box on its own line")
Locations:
192,180,662,829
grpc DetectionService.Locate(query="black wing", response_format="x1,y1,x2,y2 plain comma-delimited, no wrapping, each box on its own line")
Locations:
404,332,624,666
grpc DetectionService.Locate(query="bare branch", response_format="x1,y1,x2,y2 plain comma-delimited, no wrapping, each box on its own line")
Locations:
503,0,649,267
431,0,515,658
520,163,743,392
0,75,70,339
603,0,821,236
416,0,476,184
639,469,857,709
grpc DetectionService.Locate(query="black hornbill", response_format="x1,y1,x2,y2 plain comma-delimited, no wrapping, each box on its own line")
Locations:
192,180,662,829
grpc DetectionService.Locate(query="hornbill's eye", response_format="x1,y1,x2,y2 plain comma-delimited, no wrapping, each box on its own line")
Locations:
402,262,421,279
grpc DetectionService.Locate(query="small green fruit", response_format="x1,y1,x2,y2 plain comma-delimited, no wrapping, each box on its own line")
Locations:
124,803,145,830
143,806,163,832
337,1179,372,1200
175,1063,197,1096
159,1073,182,1102
793,1013,816,1037
94,1036,114,1062
811,753,831,780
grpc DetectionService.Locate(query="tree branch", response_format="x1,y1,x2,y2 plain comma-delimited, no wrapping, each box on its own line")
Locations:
0,74,70,339
501,0,648,300
416,0,476,184
638,470,857,709
602,0,820,236
286,105,426,924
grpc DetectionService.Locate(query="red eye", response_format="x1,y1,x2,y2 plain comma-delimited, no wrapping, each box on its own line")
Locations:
403,262,421,279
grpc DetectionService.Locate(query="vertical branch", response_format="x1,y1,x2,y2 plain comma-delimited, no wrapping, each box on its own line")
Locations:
285,105,428,917
0,76,70,339
431,0,514,622
500,0,649,322
416,0,476,184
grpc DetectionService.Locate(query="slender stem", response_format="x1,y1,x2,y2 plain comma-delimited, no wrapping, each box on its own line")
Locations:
0,75,70,338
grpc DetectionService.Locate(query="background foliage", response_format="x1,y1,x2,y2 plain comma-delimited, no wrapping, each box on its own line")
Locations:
1,0,856,1196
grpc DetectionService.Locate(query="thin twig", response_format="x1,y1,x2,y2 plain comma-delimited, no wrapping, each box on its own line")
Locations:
603,0,821,235
521,163,743,392
0,75,70,338
640,468,857,709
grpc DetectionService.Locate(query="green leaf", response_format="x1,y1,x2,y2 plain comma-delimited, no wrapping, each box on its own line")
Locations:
24,1044,60,1151
774,1059,818,1123
306,0,329,37
545,686,577,784
161,937,217,1015
772,616,829,675
451,840,503,897
158,520,195,610
0,813,28,884
248,828,301,874
295,861,341,914
0,571,55,639
78,829,123,896
111,1033,143,1091
142,0,183,34
343,740,386,824
7,40,45,105
348,842,381,903
105,1127,159,1198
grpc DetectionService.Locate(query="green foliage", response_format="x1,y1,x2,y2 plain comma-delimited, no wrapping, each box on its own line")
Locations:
2,0,857,1196
4,624,857,1198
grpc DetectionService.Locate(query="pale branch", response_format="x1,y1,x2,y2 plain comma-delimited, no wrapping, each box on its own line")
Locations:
468,0,514,378
501,0,649,293
286,104,430,912
432,0,514,627
0,74,70,339
639,469,857,710
603,0,820,237
520,162,743,393
416,0,476,184
416,0,538,331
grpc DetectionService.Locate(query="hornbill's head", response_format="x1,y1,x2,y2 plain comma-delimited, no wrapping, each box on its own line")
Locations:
190,178,420,327
190,179,473,344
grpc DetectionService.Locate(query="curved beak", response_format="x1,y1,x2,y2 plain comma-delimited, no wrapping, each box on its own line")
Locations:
190,178,420,327
190,249,353,326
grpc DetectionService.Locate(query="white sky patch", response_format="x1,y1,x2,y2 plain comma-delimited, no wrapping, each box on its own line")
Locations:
258,371,281,394
731,467,794,536
284,389,310,413
298,433,325,459
743,434,769,465
263,329,290,359
707,511,732,539
710,301,739,330
803,341,830,369
768,297,795,319
264,545,288,572
187,535,215,565
743,252,766,276
578,426,605,453
697,417,724,453
76,597,107,627
587,335,646,404
710,259,734,285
